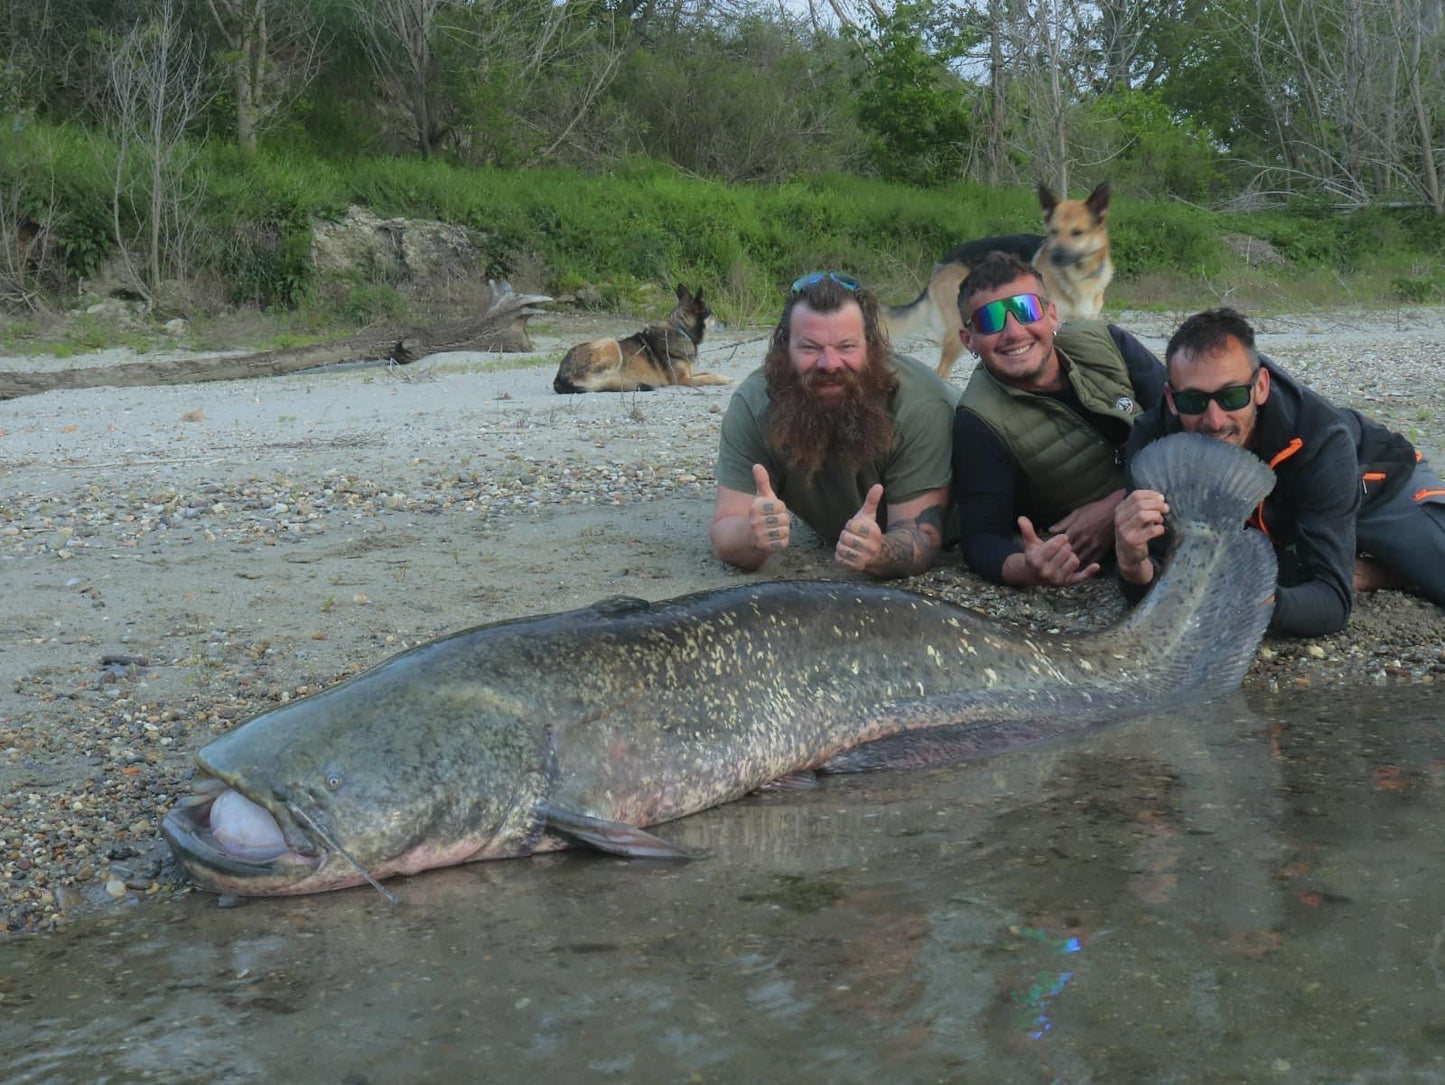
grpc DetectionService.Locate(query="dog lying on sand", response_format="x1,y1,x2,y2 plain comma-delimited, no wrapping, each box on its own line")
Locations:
882,182,1114,380
553,284,725,393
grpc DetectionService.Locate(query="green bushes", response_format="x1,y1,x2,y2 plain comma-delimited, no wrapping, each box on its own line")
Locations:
1,125,114,282
2,118,1442,321
1110,198,1223,277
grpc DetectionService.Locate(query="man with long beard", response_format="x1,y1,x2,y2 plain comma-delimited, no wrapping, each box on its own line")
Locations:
710,272,960,579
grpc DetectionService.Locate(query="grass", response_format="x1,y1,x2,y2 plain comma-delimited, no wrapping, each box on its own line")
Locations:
0,309,173,357
3,120,1444,351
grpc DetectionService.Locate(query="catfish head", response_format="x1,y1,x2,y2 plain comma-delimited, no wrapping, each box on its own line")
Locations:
161,641,555,897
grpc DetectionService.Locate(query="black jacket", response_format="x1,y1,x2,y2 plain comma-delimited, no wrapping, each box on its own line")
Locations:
1123,358,1415,637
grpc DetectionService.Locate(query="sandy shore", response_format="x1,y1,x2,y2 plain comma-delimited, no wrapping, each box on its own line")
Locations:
2,304,1443,934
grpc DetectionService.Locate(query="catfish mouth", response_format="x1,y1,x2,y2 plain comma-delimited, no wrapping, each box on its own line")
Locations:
161,777,324,891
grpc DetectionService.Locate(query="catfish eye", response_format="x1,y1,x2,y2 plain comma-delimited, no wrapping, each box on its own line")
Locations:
324,770,343,791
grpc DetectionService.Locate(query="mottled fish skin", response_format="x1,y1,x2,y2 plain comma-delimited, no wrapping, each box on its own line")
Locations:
162,433,1277,897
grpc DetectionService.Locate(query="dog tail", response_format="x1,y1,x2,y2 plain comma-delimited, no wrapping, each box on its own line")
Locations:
880,285,936,344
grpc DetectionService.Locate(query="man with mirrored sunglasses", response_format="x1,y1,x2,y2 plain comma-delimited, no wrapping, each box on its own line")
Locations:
1117,307,1445,637
950,251,1166,589
711,271,960,579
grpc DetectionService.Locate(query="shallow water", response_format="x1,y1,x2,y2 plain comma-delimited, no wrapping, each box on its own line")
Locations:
4,684,1445,1085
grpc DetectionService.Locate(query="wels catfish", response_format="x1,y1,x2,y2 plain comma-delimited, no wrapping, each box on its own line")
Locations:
162,434,1276,897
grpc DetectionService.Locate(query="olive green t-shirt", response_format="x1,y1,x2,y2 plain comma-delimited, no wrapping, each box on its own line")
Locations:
715,354,961,544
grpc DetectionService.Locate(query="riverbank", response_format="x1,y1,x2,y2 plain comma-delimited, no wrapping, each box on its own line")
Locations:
2,305,1443,934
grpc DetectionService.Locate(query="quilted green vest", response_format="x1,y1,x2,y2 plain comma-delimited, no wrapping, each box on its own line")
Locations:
959,321,1141,525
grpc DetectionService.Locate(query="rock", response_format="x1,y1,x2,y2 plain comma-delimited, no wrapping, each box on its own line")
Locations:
311,206,486,287
573,284,606,310
83,298,146,324
1220,232,1288,267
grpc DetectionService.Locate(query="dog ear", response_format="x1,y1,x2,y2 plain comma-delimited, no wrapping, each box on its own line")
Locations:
693,285,705,305
675,283,689,302
1086,182,1111,221
1036,182,1058,217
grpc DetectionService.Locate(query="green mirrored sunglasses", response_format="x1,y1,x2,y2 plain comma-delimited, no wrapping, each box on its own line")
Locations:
968,293,1045,335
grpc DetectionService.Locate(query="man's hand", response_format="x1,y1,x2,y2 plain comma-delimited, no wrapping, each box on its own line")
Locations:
748,464,791,554
1050,489,1125,566
835,484,884,572
1013,516,1100,586
1114,489,1168,586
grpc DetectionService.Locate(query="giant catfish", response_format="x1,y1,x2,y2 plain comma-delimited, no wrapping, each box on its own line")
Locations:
162,433,1277,897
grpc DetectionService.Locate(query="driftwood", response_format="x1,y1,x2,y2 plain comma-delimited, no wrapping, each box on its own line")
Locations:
0,281,551,401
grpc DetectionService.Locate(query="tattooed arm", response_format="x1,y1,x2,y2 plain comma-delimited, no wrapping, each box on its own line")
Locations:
836,485,948,579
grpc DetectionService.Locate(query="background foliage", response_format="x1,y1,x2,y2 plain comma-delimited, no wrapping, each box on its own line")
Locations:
1,0,1443,321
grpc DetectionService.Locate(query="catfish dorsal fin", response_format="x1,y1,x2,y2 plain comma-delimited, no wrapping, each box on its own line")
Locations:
589,595,652,616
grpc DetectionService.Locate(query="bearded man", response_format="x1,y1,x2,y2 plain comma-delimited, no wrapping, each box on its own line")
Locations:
710,271,960,579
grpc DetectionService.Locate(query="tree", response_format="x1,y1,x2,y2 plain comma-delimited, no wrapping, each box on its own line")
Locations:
349,0,447,157
201,0,327,151
434,0,627,168
846,0,974,186
102,0,213,300
1198,0,1444,211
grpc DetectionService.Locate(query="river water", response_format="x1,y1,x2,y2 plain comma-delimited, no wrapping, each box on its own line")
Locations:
4,684,1444,1085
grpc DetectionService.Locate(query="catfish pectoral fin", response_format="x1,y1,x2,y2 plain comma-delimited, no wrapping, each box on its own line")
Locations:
542,803,692,860
757,771,820,792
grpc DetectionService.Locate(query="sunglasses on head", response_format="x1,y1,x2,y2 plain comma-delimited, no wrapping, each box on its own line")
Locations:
1169,371,1259,415
968,293,1045,335
790,270,860,294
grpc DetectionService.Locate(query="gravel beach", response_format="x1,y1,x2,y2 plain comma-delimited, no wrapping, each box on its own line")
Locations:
2,304,1443,935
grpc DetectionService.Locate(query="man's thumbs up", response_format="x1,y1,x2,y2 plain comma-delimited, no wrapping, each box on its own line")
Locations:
748,463,790,553
752,463,777,502
836,484,885,572
857,484,883,524
1016,515,1099,586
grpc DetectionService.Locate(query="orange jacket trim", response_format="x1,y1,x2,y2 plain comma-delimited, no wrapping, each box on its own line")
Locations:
1249,438,1305,536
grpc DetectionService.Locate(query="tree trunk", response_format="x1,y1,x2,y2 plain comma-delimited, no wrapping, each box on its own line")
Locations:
986,0,1006,186
1404,10,1443,212
0,284,550,401
234,0,265,152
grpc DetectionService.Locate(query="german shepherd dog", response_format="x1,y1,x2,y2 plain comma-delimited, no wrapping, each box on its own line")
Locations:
882,182,1114,380
553,284,725,394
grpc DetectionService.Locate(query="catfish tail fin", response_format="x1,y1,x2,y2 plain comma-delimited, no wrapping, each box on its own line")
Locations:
1119,432,1277,694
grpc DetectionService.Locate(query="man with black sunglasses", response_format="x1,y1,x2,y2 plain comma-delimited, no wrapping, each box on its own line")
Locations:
1117,307,1445,637
710,271,960,579
950,251,1165,588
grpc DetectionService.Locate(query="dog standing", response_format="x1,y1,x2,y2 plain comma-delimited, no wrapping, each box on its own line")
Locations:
882,182,1114,380
553,284,725,393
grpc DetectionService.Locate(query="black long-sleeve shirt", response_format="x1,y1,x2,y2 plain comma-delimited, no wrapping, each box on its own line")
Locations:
951,325,1166,583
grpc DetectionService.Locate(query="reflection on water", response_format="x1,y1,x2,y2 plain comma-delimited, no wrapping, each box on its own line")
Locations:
4,686,1445,1084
